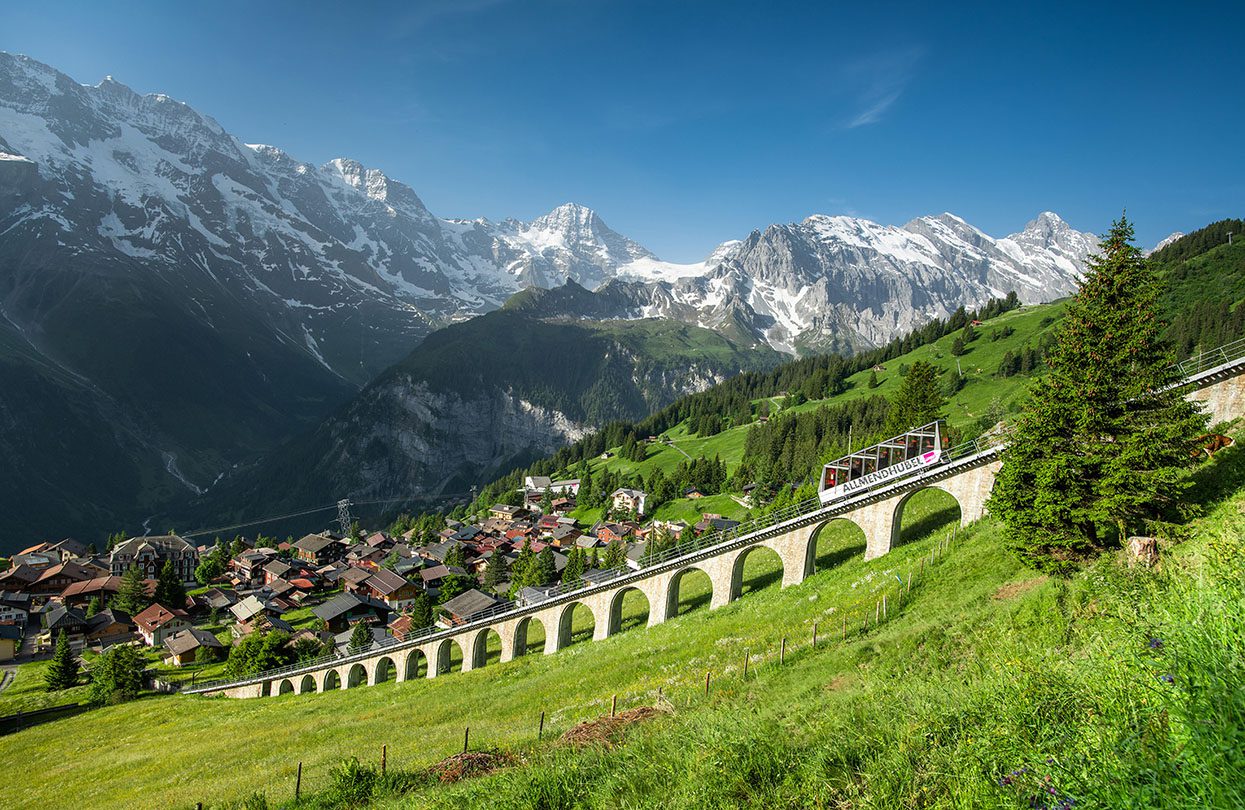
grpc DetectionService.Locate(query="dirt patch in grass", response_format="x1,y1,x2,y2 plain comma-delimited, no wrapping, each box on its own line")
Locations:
560,704,673,748
426,750,516,784
993,576,1048,601
824,673,852,692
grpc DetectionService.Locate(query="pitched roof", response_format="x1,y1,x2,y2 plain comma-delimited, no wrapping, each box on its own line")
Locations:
293,533,340,554
133,603,188,632
111,534,194,558
60,575,123,598
43,604,88,631
86,608,132,633
419,564,450,582
340,567,373,586
229,595,268,622
312,592,388,622
163,627,225,655
365,569,411,596
439,588,499,620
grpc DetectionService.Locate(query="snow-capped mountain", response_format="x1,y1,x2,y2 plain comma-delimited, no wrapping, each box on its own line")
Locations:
0,50,1101,544
527,211,1095,354
1147,231,1185,256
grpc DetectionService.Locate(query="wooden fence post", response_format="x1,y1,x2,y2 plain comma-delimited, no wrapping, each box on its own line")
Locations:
875,601,880,624
295,762,302,801
907,572,912,593
780,636,786,664
463,726,470,754
743,650,749,679
611,694,617,717
883,594,888,620
812,622,818,648
381,744,387,776
538,710,545,740
704,669,711,696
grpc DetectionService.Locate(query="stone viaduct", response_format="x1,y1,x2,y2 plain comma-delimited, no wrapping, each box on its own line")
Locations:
188,347,1245,699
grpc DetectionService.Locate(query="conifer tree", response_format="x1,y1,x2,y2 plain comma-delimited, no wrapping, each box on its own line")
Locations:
867,370,880,389
44,630,79,691
154,560,186,609
116,565,150,615
562,546,584,585
536,546,557,586
409,591,433,629
482,548,509,590
990,216,1207,573
603,538,626,569
347,621,372,654
882,360,945,435
85,596,101,618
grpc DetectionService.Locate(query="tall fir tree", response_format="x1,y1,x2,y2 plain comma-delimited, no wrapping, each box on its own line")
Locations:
482,548,510,590
409,591,433,630
154,560,186,609
115,565,150,615
989,216,1208,573
347,621,372,654
562,546,585,584
536,546,557,586
603,538,627,569
882,360,945,436
44,630,79,691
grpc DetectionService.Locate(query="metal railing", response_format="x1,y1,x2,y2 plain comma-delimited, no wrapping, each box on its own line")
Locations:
185,441,1006,694
1175,336,1245,380
186,335,1245,694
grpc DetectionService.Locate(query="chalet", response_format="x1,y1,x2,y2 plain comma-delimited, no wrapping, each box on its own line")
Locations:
162,627,225,667
43,604,90,638
550,496,575,514
229,595,273,624
0,565,40,590
363,569,419,610
437,589,499,627
575,534,603,550
0,625,20,662
418,564,450,591
85,608,133,646
0,591,32,626
549,525,582,548
110,534,198,585
232,550,272,582
611,488,648,516
597,522,634,546
133,603,191,647
9,551,56,570
312,592,390,633
683,486,704,499
59,575,123,607
27,560,101,595
600,451,614,460
489,504,525,521
234,613,295,638
197,588,238,613
293,533,346,565
388,613,416,641
339,566,374,594
363,532,391,549
262,559,293,585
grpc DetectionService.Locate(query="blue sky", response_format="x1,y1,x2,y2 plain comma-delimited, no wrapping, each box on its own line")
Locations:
3,1,1242,260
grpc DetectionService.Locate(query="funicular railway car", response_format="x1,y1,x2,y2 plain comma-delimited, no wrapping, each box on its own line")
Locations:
818,421,949,505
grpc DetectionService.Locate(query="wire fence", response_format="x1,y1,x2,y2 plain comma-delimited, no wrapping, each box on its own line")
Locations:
198,527,963,807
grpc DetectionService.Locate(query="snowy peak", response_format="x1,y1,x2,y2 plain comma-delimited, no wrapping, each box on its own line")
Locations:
1147,231,1185,256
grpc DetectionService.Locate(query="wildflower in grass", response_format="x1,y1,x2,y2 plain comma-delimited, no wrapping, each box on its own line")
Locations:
1159,673,1175,683
1147,637,1164,650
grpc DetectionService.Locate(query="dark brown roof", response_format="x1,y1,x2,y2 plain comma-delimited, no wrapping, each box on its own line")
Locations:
364,569,411,596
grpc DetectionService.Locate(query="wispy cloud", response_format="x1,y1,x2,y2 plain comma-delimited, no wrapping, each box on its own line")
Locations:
839,47,925,129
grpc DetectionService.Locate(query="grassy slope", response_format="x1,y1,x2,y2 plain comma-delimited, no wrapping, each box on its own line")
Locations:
14,424,1245,809
4,488,958,809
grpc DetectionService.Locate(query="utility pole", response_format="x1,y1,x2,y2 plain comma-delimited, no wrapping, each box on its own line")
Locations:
1228,231,1234,245
337,498,353,538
